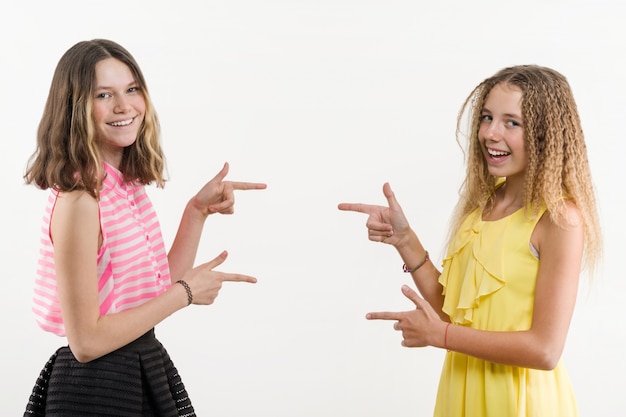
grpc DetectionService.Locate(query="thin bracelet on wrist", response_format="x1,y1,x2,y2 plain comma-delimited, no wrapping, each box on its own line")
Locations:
402,250,430,273
176,280,193,306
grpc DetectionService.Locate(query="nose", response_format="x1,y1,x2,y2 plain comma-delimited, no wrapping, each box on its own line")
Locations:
113,95,131,113
483,121,502,142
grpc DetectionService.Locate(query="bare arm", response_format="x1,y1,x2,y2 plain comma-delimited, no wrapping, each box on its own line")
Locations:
338,182,445,316
167,162,267,282
367,203,584,370
53,190,257,363
52,191,186,362
394,228,445,320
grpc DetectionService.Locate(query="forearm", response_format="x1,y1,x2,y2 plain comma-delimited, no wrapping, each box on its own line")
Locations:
435,324,563,370
66,283,189,362
168,199,208,281
395,229,445,318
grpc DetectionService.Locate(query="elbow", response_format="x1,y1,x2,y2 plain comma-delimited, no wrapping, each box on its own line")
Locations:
67,338,102,363
521,329,566,370
69,346,98,363
73,354,95,364
532,344,563,371
535,355,559,371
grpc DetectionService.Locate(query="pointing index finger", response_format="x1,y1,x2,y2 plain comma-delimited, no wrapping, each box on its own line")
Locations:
337,202,377,214
230,181,267,191
221,273,258,284
366,311,403,321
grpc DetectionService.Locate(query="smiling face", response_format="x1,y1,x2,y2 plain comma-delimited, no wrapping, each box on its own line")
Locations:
478,83,528,182
92,57,146,168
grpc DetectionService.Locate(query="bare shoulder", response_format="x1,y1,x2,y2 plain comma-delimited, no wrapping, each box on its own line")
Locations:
533,200,584,255
539,200,583,231
54,190,98,218
51,190,100,239
560,200,583,225
56,189,97,205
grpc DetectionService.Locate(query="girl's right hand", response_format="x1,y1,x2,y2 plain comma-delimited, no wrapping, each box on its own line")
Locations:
182,251,257,305
338,182,412,248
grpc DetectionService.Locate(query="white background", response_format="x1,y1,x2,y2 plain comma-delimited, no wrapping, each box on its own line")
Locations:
2,1,624,415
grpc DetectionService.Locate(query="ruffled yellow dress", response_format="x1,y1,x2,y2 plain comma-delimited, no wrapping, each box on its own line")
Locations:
434,206,578,417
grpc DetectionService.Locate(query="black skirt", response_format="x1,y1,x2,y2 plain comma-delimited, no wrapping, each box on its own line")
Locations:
24,329,196,417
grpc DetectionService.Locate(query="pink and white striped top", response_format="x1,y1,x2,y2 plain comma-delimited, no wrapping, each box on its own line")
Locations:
33,162,172,336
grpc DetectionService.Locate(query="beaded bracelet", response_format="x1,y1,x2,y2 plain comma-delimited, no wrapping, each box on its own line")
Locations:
176,280,193,306
402,250,429,273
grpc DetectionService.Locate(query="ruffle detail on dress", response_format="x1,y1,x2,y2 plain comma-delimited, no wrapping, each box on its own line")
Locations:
439,210,506,325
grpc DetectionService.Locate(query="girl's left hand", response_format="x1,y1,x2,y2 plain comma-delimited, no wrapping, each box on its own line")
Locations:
191,162,267,216
366,285,447,348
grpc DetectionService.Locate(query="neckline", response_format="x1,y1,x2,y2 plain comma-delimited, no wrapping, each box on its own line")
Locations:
481,206,524,223
480,178,525,222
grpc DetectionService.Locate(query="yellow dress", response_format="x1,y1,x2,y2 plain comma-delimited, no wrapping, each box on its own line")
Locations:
434,207,578,417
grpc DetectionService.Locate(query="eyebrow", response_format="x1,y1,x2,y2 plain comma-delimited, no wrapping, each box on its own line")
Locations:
481,108,523,120
94,80,138,90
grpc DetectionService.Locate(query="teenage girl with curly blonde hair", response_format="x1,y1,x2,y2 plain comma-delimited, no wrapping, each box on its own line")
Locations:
340,65,602,416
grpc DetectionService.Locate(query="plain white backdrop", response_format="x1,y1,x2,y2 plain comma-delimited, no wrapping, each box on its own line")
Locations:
2,1,624,415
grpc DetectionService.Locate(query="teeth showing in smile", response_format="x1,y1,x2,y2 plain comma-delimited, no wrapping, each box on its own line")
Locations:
109,118,133,127
488,148,510,157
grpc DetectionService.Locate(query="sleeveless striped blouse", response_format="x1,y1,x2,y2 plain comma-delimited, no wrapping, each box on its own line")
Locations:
33,163,172,336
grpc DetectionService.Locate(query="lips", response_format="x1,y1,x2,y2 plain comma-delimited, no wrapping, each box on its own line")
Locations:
487,148,510,157
108,117,134,127
486,147,511,162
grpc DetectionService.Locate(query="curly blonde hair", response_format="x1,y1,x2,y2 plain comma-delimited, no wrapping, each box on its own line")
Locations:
449,65,601,270
24,39,166,198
